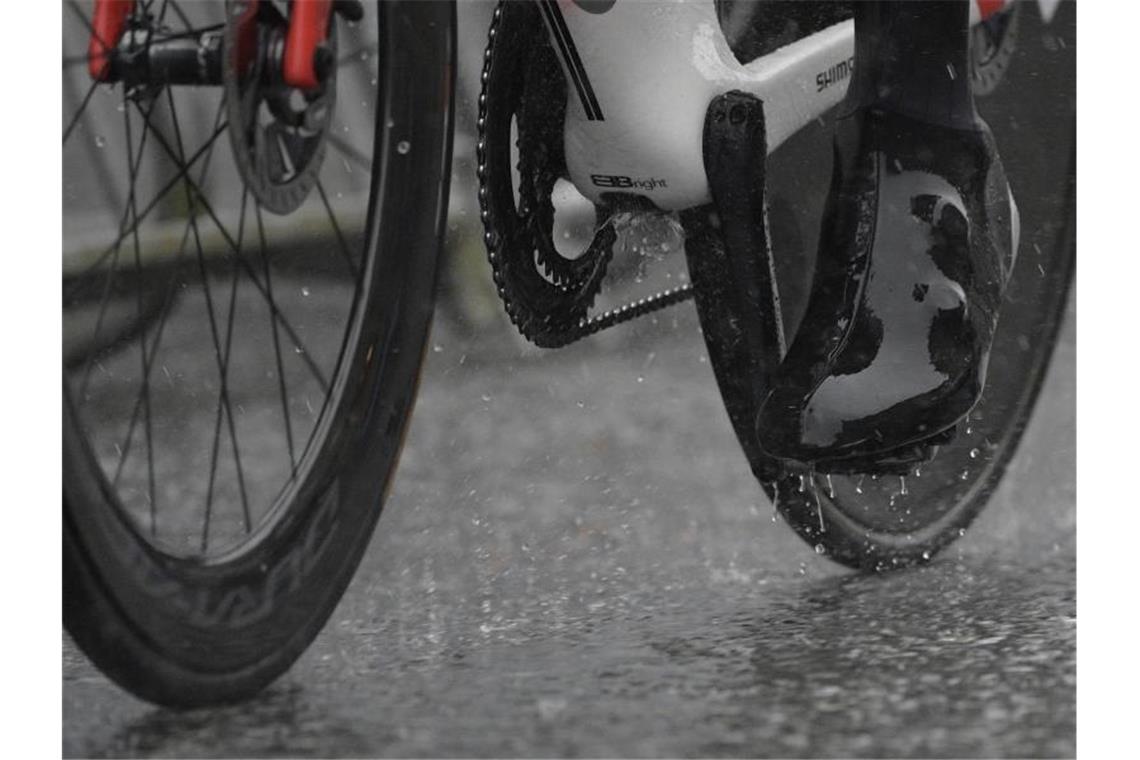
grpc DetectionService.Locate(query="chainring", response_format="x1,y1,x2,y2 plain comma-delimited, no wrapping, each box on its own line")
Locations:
223,0,336,215
477,1,619,348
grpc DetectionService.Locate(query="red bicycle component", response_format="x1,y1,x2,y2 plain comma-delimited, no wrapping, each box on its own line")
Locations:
88,0,132,80
88,0,332,90
283,0,334,90
977,0,1007,21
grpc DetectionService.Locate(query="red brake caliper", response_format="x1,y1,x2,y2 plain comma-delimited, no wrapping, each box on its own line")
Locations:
282,0,334,90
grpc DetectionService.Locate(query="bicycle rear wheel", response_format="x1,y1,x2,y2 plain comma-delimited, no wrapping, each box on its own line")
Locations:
63,0,454,707
692,0,1075,569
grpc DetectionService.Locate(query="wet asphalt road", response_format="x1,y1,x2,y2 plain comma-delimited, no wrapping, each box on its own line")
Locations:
63,293,1075,758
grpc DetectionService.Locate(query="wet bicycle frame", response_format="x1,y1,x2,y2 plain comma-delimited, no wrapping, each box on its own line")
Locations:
538,0,1026,211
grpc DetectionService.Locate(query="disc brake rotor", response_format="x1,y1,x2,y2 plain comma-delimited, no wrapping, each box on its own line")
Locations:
223,0,336,215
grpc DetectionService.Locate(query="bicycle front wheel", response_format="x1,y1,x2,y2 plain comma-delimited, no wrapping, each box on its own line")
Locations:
63,0,454,707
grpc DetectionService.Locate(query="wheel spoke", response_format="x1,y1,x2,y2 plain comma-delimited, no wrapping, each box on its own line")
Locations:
202,190,253,550
162,88,253,540
64,122,228,303
111,99,229,489
66,1,112,52
62,78,105,147
133,101,331,391
76,93,163,403
64,0,123,90
315,180,360,278
255,203,298,476
122,94,159,536
167,0,194,33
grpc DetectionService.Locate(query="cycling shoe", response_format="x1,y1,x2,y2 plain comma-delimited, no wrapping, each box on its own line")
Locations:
755,107,1019,465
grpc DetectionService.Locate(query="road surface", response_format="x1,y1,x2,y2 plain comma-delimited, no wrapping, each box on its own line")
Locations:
64,296,1075,757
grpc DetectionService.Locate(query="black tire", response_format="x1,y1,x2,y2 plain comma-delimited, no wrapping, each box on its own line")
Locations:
691,0,1075,570
63,0,455,707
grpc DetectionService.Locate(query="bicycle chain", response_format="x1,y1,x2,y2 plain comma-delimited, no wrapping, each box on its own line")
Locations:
475,1,694,349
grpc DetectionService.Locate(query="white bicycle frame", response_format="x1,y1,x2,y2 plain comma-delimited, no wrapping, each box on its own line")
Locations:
539,0,1032,212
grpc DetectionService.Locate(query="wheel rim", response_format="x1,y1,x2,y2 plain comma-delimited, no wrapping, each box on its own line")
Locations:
63,0,383,560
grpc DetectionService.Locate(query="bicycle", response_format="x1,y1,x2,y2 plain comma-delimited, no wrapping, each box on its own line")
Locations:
62,0,1075,707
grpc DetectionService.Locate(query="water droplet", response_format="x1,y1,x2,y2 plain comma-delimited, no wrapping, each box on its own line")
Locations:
958,527,967,537
770,510,778,523
342,158,353,174
959,469,970,481
798,475,806,493
432,344,443,353
922,549,932,561
946,62,957,80
481,394,491,402
825,474,834,498
965,426,974,435
813,486,825,533
898,475,908,496
814,543,826,555
397,140,411,155
854,475,865,495
94,135,106,149
969,448,980,459
360,50,370,61
300,286,311,297
636,376,644,383
798,562,807,575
